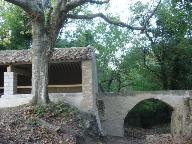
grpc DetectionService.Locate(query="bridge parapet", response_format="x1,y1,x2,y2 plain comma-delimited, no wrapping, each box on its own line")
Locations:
97,90,191,97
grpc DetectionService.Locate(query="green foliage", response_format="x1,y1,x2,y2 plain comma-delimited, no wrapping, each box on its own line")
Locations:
122,0,192,90
56,19,129,92
0,2,31,50
125,99,173,128
2,0,192,92
33,102,78,118
117,47,162,91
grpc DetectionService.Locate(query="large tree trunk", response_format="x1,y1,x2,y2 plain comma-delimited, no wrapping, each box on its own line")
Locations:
30,17,50,105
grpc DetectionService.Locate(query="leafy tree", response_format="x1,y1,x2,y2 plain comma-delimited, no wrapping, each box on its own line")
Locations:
118,47,162,91
2,0,160,104
119,0,192,90
0,2,31,49
56,20,129,92
144,1,192,90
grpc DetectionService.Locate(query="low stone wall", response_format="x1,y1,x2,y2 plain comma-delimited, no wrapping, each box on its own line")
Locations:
0,94,32,108
17,87,82,94
0,93,83,109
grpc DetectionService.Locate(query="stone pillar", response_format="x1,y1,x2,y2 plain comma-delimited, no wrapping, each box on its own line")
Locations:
4,72,17,95
81,60,95,112
81,56,104,135
81,53,98,110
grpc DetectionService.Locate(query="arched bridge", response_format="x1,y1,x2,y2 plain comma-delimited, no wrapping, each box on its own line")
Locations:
97,90,192,137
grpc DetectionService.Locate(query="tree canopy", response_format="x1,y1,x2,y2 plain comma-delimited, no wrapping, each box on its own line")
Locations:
2,0,192,92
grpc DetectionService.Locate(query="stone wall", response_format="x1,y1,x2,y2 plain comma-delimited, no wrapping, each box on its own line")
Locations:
17,87,82,94
0,93,83,108
2,58,97,113
0,94,32,107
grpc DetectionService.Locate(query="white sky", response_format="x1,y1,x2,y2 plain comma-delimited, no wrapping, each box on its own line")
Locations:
66,0,159,29
64,0,159,41
102,0,158,62
108,0,157,21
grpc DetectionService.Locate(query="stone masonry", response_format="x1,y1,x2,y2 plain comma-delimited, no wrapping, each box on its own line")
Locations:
81,54,98,113
4,72,17,95
98,91,192,137
81,55,103,134
1,48,192,138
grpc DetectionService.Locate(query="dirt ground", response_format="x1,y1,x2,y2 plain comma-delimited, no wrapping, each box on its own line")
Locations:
0,105,191,144
83,136,146,144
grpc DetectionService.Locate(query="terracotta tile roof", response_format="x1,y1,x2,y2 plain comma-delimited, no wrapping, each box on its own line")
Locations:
0,47,94,65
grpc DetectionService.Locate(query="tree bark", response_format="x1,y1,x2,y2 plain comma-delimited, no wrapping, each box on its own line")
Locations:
30,15,50,105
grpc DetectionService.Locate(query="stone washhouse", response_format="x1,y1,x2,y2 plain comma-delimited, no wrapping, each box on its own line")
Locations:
0,47,98,113
0,47,192,137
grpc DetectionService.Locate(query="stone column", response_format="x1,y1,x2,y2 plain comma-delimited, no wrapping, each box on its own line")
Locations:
81,56,104,135
4,66,17,95
81,54,98,110
81,60,94,112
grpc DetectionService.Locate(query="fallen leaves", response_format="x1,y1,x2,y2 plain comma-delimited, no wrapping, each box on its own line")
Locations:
0,103,84,144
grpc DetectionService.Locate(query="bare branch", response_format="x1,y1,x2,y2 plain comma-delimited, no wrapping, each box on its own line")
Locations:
88,0,110,4
145,31,154,44
64,0,161,31
65,0,86,11
49,0,110,40
65,13,145,30
56,0,110,12
143,0,161,27
49,0,108,43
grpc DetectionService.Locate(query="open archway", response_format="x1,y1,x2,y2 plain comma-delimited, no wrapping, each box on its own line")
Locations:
124,98,173,138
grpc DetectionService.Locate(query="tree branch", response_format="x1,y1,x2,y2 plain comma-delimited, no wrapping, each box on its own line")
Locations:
88,0,110,4
65,0,86,12
145,31,154,44
49,0,86,38
65,13,145,30
65,0,161,31
142,0,161,28
4,0,42,15
4,0,28,8
65,0,110,10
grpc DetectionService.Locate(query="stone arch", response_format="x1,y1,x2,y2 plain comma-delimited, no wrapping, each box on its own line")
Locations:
123,98,174,137
122,96,175,121
99,92,187,137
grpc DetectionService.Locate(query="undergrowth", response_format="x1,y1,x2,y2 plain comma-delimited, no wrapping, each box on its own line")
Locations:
33,102,78,118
